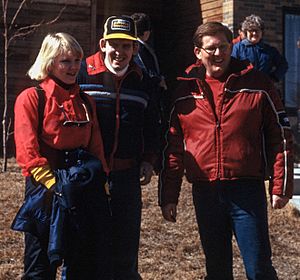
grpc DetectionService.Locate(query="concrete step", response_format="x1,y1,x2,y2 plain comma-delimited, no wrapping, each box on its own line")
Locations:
290,195,300,211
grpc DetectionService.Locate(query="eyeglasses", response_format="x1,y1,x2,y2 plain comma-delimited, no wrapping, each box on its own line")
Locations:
58,103,90,127
201,44,230,55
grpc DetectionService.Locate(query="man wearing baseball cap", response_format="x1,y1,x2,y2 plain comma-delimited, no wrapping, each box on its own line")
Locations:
77,15,160,279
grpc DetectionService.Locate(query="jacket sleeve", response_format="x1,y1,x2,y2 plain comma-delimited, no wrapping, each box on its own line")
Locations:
158,103,185,206
231,42,240,59
85,94,109,174
14,88,49,176
141,75,161,166
269,47,288,82
263,82,294,198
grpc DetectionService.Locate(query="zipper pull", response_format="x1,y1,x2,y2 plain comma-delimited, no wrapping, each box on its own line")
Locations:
104,181,112,216
104,181,110,196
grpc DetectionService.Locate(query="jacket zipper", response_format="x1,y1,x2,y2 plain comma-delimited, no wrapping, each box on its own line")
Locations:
197,79,222,179
216,119,221,179
216,87,228,179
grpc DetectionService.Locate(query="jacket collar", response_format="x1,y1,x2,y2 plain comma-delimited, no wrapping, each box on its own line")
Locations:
241,39,265,49
40,78,80,99
179,57,254,81
86,51,143,78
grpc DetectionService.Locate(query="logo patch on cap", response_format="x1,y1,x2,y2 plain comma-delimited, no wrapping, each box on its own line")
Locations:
103,15,137,41
111,19,131,31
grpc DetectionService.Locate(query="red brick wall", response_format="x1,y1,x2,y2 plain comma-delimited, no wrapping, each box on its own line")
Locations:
233,0,300,52
0,1,93,156
2,0,300,156
0,0,166,156
200,0,223,22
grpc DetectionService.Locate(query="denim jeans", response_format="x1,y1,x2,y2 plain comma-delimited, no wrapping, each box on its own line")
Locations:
192,179,278,280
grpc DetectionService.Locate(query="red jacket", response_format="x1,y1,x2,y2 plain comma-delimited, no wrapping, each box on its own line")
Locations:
159,58,294,206
14,78,108,176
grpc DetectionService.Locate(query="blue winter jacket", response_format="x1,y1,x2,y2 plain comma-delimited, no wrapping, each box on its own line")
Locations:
77,52,160,166
231,39,288,82
11,149,107,266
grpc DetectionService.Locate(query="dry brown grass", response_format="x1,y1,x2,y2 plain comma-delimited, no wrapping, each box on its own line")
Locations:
1,158,300,279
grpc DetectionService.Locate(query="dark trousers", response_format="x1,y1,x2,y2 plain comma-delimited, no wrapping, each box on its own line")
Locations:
62,166,142,280
61,185,112,280
192,180,278,280
23,232,57,280
110,167,142,280
22,156,110,280
22,177,56,280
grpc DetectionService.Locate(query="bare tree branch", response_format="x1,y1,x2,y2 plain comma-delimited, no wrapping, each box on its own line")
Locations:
9,0,28,31
2,0,8,28
45,5,66,25
7,5,66,47
1,1,66,171
6,118,12,142
2,0,8,15
8,21,44,46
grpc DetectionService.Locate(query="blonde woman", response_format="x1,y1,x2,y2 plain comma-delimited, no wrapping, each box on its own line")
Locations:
13,33,108,279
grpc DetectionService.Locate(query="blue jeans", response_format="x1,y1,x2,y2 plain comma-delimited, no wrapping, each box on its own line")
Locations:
192,180,278,280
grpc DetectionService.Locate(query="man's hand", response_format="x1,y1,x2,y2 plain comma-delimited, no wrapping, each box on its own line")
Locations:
140,161,154,185
159,78,168,91
161,203,177,222
272,194,289,209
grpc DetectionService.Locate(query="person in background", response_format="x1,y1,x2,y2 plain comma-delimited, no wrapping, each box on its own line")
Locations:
131,12,167,91
13,33,108,279
131,12,169,169
159,22,293,280
232,22,245,44
232,14,288,84
77,15,160,279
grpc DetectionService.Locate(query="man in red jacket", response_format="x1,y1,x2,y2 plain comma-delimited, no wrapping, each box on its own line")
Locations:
159,22,293,280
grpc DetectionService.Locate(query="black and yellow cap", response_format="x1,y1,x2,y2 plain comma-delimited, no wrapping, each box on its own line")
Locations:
103,15,137,41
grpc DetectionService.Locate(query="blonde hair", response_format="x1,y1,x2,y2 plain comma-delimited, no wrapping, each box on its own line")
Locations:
28,32,83,81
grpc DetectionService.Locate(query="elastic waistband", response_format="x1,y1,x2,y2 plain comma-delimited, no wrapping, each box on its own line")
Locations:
39,140,86,169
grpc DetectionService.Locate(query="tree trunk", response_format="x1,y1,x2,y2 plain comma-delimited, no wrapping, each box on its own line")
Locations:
2,0,8,172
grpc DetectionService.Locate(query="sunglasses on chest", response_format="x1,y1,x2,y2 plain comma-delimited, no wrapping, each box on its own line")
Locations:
58,103,90,127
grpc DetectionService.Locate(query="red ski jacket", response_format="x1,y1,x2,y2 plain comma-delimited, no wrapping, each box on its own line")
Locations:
14,78,107,176
159,58,293,206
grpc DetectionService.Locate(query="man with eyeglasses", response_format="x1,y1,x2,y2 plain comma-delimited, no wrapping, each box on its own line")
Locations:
232,14,288,85
159,21,293,280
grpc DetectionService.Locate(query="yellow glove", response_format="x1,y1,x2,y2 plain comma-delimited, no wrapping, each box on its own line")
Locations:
30,165,56,189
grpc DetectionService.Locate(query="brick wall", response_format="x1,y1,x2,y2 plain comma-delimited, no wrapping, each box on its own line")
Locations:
232,0,300,51
200,0,223,22
0,1,92,156
2,0,300,156
0,0,164,156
